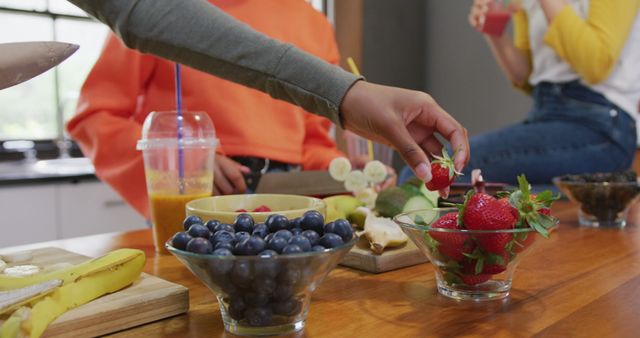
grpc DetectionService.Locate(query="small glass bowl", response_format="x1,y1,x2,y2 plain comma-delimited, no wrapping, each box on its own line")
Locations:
166,236,356,336
395,208,554,301
553,177,640,228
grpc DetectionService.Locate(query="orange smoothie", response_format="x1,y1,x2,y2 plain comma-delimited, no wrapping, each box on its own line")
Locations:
149,192,211,253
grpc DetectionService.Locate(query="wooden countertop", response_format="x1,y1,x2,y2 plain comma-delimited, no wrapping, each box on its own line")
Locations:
6,201,640,337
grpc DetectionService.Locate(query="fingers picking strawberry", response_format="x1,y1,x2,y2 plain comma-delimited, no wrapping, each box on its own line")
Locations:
425,148,462,191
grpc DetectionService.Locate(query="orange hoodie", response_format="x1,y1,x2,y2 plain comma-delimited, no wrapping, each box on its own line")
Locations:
67,0,344,218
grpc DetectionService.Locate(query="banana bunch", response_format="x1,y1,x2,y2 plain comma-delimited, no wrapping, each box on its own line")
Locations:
0,249,145,338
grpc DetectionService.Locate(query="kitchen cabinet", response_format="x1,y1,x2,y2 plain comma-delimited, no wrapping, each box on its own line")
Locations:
0,180,145,247
0,185,58,246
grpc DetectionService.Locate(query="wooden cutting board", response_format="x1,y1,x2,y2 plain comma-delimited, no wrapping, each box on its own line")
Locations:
340,237,428,273
2,247,189,338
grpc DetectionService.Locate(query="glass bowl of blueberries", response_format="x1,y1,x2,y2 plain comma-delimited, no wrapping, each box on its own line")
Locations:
166,210,357,336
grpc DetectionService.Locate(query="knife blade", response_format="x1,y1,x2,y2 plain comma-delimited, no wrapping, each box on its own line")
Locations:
0,41,79,90
255,170,348,197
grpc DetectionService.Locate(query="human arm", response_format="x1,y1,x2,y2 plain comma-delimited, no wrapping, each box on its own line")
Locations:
541,0,640,84
468,0,531,88
69,0,469,182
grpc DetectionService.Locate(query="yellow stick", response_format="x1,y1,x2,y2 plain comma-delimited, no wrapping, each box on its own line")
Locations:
346,57,374,162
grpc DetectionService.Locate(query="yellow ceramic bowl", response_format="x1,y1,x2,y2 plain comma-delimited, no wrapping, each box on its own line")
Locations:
185,194,326,224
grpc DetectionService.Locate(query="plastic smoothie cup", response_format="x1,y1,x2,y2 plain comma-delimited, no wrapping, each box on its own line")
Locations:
137,111,217,253
480,1,512,37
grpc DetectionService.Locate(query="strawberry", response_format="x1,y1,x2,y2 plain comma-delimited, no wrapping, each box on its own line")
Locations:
438,241,475,262
476,232,513,254
508,175,559,237
429,212,465,247
425,148,461,191
460,274,491,286
463,248,508,275
462,192,517,231
482,251,509,274
430,212,475,262
252,205,271,212
498,198,519,220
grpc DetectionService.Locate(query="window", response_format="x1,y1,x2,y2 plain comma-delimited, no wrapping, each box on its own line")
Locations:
0,1,107,141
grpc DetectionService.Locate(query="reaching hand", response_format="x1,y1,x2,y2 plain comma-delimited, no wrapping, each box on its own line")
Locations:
213,154,250,195
340,80,469,185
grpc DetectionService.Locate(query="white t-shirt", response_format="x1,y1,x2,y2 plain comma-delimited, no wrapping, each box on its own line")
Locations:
523,0,640,119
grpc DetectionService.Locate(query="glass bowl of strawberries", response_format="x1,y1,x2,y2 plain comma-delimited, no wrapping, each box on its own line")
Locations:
394,175,558,301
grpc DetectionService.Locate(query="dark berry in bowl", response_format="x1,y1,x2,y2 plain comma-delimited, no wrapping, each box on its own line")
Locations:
186,237,213,254
171,232,192,250
319,233,344,248
300,210,324,233
183,215,203,231
252,223,269,238
265,214,289,232
288,235,311,252
188,224,210,238
234,213,255,233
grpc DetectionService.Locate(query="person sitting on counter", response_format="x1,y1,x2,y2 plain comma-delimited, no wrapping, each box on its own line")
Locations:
68,0,397,219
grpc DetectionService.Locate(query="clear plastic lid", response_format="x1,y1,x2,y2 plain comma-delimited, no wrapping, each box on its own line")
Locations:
136,111,218,150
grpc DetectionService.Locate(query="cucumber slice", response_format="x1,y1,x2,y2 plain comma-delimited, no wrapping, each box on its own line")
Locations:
412,209,439,226
402,195,435,213
419,185,440,207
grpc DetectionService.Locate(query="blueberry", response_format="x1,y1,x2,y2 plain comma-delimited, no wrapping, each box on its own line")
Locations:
251,277,277,295
278,266,301,285
252,223,269,238
235,231,251,243
183,215,203,231
272,297,302,316
319,233,344,248
265,214,289,232
244,291,270,306
185,237,212,254
187,224,210,238
258,249,278,257
281,244,303,255
273,283,294,301
209,249,233,274
332,219,354,242
245,306,272,327
212,248,233,257
234,213,255,233
255,251,280,278
311,245,326,252
300,230,320,246
210,230,236,246
230,261,253,288
268,236,288,253
228,296,246,320
264,233,274,243
205,219,221,233
300,210,324,234
273,229,293,241
171,232,192,250
234,236,267,256
214,241,234,251
323,221,337,234
288,235,311,252
290,228,303,236
289,217,303,229
213,223,235,234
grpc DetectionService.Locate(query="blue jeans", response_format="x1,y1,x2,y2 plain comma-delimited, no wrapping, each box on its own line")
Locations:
400,81,637,185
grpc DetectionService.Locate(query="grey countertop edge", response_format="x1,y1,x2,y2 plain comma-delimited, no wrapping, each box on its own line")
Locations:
0,173,99,186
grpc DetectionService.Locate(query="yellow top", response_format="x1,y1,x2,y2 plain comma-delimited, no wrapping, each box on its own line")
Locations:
513,0,640,85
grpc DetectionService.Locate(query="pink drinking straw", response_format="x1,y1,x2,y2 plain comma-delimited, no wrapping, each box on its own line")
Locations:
175,63,185,194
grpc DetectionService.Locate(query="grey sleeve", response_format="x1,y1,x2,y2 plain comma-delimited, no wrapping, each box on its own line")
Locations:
68,0,361,125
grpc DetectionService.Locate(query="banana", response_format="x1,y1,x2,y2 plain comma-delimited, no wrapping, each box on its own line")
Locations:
0,249,145,338
2,266,40,278
0,260,6,273
363,160,387,184
0,249,143,291
328,157,352,182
